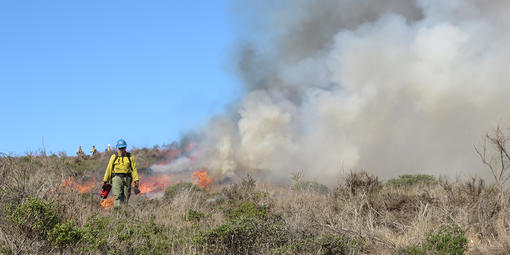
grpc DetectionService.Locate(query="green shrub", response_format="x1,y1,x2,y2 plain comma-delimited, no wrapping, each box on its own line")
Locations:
8,196,59,240
403,225,468,255
79,215,110,252
69,213,175,254
425,225,468,254
94,215,174,255
0,243,10,255
271,234,361,255
270,238,316,255
292,181,329,195
164,182,201,200
114,219,134,242
386,174,437,187
20,157,43,167
403,245,426,255
317,234,361,255
227,201,268,220
132,216,172,255
184,209,205,222
196,216,289,254
196,201,288,254
49,219,82,249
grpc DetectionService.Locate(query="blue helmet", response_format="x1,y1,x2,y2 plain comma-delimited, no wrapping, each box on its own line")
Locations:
116,139,127,149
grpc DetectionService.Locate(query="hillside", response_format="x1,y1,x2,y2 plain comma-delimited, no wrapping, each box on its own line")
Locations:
0,148,509,254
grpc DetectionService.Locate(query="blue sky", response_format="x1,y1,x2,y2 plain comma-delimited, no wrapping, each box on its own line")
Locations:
0,1,240,155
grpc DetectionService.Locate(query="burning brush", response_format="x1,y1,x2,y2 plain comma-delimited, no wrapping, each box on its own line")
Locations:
58,161,212,209
192,168,212,188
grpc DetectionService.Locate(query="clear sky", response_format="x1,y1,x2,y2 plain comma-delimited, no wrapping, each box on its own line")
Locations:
0,1,240,155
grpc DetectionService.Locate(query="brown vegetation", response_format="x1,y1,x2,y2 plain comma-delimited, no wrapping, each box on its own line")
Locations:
0,146,509,254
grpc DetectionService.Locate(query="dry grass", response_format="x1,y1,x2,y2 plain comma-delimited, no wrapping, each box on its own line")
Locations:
0,151,510,254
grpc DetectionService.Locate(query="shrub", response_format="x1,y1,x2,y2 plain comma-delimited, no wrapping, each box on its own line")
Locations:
20,156,31,163
7,196,59,240
0,243,10,255
270,238,315,255
270,234,361,255
196,201,288,254
132,216,172,255
386,174,437,187
403,225,468,255
292,181,329,195
164,182,201,200
79,215,110,252
317,234,361,255
425,225,468,254
403,245,426,255
80,215,173,255
184,209,205,222
337,171,380,196
49,219,82,249
222,175,258,202
227,201,268,220
196,216,289,254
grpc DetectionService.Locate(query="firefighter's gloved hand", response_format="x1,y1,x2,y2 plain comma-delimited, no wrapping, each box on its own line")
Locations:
134,182,141,195
102,182,107,190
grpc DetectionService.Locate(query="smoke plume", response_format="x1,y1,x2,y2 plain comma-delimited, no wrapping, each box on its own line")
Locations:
173,0,510,185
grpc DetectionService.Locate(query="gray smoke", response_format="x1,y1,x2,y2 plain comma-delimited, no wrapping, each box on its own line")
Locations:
170,0,510,185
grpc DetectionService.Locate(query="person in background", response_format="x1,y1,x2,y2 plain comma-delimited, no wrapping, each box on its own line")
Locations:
91,145,98,157
77,146,84,157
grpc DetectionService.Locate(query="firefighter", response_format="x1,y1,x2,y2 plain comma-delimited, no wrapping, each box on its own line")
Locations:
91,145,98,157
106,144,111,152
77,146,84,157
102,139,140,208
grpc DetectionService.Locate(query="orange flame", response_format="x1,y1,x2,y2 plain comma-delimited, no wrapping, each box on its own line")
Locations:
100,197,114,208
60,172,182,209
138,174,173,194
61,177,114,209
192,168,211,188
61,177,96,193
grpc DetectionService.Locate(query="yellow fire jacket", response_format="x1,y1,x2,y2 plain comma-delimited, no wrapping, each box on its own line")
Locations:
103,153,139,182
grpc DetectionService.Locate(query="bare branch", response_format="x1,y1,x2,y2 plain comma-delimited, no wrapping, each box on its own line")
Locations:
475,123,510,195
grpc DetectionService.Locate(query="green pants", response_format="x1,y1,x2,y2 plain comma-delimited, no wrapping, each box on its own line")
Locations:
112,175,132,208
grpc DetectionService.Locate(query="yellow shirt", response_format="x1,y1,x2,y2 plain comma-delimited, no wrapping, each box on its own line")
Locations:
103,153,139,182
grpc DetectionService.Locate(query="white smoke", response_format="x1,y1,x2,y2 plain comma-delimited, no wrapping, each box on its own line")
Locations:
188,0,510,184
151,157,192,173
